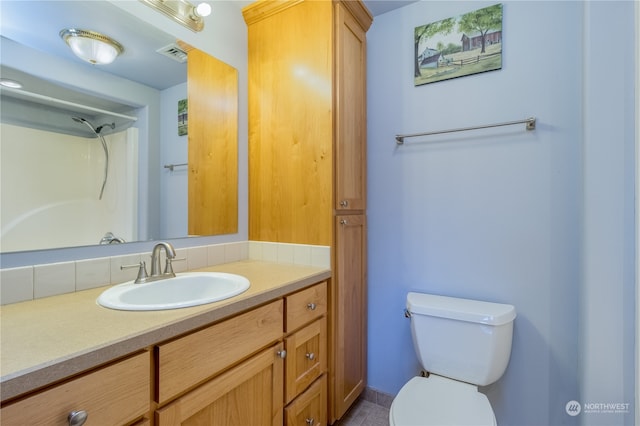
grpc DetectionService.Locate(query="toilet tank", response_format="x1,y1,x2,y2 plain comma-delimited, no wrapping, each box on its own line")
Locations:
407,292,516,387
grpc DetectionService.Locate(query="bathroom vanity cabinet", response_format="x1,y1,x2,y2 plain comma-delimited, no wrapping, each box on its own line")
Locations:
0,278,328,426
243,1,371,421
156,281,328,426
0,352,151,426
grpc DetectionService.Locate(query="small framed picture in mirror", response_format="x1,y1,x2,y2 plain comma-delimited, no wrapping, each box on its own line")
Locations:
178,99,188,136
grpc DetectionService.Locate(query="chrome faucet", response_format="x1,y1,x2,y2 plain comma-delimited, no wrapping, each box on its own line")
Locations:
150,242,177,279
120,242,180,284
99,232,125,244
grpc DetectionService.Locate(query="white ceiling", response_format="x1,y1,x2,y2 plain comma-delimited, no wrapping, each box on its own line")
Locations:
364,0,419,16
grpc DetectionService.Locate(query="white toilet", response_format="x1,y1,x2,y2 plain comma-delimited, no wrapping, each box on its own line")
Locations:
389,292,516,426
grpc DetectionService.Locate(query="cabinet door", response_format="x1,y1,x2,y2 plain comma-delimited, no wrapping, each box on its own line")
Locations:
333,214,367,419
156,344,284,426
335,2,367,212
285,317,327,403
285,375,327,426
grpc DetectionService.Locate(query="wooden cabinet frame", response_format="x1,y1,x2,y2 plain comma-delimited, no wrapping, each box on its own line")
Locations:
333,214,367,418
243,0,371,422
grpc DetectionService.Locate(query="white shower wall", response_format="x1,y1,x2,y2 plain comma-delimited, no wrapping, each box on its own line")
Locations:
0,124,138,252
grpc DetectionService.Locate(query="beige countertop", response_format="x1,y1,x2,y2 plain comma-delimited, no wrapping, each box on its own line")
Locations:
0,260,331,401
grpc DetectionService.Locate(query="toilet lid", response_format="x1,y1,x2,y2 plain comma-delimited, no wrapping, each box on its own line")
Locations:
390,375,497,426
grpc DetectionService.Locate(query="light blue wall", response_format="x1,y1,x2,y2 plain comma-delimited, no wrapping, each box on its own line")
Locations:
580,2,636,426
367,1,635,425
160,82,189,239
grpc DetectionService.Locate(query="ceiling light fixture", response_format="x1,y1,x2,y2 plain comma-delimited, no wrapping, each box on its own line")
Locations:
60,29,124,65
0,79,23,89
195,2,212,17
139,0,211,32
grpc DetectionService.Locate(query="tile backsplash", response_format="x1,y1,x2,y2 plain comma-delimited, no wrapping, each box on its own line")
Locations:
0,241,330,306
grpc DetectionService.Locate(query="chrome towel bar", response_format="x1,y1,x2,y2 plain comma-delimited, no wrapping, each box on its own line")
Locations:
395,117,536,145
164,162,188,171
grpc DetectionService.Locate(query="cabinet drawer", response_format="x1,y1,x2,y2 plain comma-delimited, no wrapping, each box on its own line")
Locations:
157,300,284,404
285,317,327,403
286,282,327,332
0,352,150,426
285,374,327,426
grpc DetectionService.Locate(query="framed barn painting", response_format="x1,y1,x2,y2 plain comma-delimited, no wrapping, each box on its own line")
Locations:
414,4,503,86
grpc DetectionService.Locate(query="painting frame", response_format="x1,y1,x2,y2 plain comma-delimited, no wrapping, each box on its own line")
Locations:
178,98,188,136
414,4,503,86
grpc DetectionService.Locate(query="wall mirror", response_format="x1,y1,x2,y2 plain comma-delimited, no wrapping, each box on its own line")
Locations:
0,0,238,254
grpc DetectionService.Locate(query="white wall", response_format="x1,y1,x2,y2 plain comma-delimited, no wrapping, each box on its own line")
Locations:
0,125,138,252
367,1,635,425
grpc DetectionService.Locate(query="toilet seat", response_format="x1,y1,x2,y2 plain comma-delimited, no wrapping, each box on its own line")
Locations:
389,375,497,426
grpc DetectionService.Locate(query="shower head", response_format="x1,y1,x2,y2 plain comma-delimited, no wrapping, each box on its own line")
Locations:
72,116,98,135
72,117,115,135
71,115,110,200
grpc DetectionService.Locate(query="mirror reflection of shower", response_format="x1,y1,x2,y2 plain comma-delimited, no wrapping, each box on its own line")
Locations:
71,116,114,200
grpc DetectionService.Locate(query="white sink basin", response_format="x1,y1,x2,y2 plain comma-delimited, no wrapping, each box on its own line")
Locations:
97,272,250,311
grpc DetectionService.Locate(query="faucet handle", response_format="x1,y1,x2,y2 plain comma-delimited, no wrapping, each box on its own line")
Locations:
164,257,185,276
121,261,149,284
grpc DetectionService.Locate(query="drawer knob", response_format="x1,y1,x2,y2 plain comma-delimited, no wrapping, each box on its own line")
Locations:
306,303,317,311
305,352,315,361
340,200,349,207
277,349,287,359
68,410,88,426
305,418,315,426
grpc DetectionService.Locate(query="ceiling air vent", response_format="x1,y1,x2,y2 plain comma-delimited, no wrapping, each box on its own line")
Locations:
156,43,188,63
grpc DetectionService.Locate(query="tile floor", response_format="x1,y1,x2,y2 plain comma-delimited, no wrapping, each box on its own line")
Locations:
335,398,390,426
